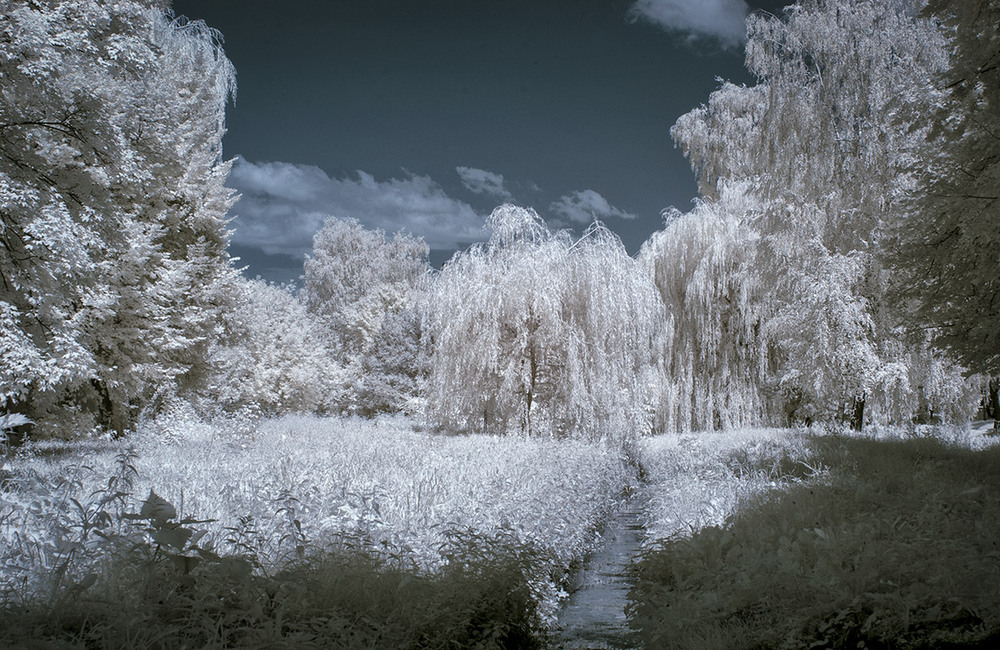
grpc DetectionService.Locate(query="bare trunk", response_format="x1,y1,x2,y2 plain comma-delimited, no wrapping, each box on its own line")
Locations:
524,344,538,435
849,394,866,432
990,377,1000,432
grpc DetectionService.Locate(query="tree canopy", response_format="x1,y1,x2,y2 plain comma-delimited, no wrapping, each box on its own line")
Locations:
0,0,238,434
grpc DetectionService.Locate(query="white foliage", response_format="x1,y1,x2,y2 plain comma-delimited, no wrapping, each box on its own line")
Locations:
206,279,344,417
640,183,774,433
660,0,975,428
303,217,430,415
0,1,238,434
429,205,665,444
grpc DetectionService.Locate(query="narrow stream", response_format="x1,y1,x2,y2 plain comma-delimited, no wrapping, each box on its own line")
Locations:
555,494,646,649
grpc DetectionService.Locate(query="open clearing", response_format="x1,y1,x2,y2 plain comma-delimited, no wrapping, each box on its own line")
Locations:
2,416,998,648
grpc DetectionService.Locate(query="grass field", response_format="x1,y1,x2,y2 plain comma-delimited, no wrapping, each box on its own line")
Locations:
2,414,997,648
0,412,634,647
631,424,1000,649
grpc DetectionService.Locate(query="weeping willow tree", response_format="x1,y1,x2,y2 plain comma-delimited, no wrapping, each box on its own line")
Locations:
640,184,778,433
654,0,979,430
427,205,665,445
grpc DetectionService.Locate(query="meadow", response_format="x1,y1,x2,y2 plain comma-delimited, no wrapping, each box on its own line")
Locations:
0,411,634,647
2,414,998,648
631,423,1000,649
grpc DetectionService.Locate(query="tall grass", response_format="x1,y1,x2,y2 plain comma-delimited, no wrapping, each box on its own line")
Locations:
630,425,1000,649
0,412,636,647
638,427,817,542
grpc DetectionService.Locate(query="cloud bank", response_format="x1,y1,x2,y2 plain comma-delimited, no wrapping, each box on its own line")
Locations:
456,166,513,200
228,158,486,258
628,0,749,47
549,189,638,225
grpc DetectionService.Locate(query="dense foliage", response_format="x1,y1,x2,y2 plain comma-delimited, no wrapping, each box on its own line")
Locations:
892,0,1000,376
631,432,1000,649
653,0,982,431
0,415,633,644
2,0,995,441
0,0,238,435
1,0,999,645
303,217,430,415
428,205,664,444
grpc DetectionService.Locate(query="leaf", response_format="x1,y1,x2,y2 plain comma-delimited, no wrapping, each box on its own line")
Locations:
151,524,193,551
139,490,177,523
78,573,98,590
169,554,201,574
220,557,252,581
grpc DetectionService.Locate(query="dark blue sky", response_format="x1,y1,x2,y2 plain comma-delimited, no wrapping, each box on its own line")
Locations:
170,0,785,282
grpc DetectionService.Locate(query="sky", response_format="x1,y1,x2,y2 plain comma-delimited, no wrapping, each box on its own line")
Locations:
170,0,786,283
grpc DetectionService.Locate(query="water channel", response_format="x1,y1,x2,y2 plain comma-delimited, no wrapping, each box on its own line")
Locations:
555,494,646,649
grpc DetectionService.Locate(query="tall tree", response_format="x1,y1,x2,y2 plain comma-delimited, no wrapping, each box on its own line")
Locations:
893,0,1000,375
302,217,430,414
428,205,664,445
0,1,238,434
662,0,977,428
206,279,344,417
640,184,777,433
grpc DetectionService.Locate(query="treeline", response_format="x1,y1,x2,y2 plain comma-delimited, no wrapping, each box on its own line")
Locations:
1,0,996,440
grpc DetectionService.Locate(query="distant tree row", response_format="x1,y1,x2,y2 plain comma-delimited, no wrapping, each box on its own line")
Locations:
2,0,996,440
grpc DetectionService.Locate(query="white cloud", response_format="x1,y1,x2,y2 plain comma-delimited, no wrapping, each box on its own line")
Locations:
628,0,749,47
548,189,638,225
455,166,513,200
228,158,486,256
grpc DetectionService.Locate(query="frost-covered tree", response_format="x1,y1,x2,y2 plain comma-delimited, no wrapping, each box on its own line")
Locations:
640,184,776,433
429,205,664,445
204,279,344,417
893,0,1000,376
0,1,238,434
302,217,430,414
664,0,978,428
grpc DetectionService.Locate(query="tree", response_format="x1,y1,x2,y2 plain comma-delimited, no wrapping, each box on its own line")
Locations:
892,0,1000,376
0,1,238,434
302,217,430,414
640,184,777,433
205,279,344,417
662,0,978,428
428,204,664,445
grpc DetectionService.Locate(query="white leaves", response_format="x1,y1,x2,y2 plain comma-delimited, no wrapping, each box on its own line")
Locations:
209,279,345,416
640,184,770,433
654,0,979,428
485,203,550,248
0,1,239,431
138,489,177,524
301,216,430,415
429,205,664,442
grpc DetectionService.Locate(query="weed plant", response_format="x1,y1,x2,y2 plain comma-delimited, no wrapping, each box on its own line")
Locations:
630,427,1000,649
0,496,549,648
638,428,817,542
0,412,634,646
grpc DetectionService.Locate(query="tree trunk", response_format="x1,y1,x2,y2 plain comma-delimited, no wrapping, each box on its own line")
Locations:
849,394,866,432
524,344,538,436
91,379,127,438
990,377,1000,432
